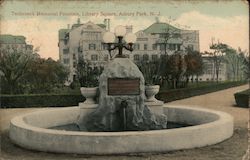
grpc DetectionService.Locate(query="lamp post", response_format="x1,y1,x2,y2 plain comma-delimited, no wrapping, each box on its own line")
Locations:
102,25,137,58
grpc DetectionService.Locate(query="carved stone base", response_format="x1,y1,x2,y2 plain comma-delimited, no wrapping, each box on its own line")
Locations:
145,100,164,115
77,58,167,131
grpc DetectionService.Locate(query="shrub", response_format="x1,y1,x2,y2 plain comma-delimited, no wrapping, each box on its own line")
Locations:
157,81,247,103
234,89,249,108
0,81,246,108
0,94,84,108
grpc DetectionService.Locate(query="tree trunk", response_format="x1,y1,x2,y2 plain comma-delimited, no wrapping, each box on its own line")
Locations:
185,75,189,87
196,75,199,84
173,78,176,89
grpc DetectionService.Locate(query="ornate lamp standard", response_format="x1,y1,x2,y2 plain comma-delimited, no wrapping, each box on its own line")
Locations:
102,25,137,58
102,26,137,130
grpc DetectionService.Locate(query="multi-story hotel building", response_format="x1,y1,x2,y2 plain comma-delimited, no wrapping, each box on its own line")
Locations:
58,19,228,82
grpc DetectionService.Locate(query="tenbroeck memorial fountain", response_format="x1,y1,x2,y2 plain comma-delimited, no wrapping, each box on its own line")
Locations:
9,26,234,155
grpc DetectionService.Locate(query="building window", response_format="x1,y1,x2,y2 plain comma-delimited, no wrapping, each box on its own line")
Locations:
73,61,77,68
219,70,223,74
102,44,109,50
142,54,149,61
64,40,68,45
134,54,140,61
91,54,98,61
152,55,158,61
63,48,69,54
169,44,175,50
159,34,166,38
104,55,109,61
177,44,181,51
63,58,69,64
73,54,76,60
144,44,147,50
206,70,212,74
188,44,194,51
173,33,181,38
89,44,96,50
160,44,165,51
152,44,157,50
133,44,140,50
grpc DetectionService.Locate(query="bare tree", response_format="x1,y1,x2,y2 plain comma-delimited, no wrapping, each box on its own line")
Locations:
209,42,227,83
223,47,248,81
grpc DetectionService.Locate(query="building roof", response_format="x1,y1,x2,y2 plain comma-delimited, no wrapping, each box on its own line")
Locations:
71,24,83,29
156,38,183,44
0,34,26,44
96,24,106,29
58,29,70,40
144,22,180,34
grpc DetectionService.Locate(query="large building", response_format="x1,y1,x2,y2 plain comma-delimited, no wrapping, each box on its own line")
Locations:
58,19,200,83
58,19,109,83
0,34,33,54
132,22,199,62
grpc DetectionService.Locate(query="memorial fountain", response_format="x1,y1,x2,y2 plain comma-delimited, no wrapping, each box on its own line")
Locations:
9,26,234,155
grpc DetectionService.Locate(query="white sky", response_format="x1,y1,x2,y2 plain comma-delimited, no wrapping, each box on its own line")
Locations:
1,1,249,60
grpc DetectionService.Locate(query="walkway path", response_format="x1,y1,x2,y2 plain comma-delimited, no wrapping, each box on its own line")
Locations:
0,85,248,160
168,84,249,128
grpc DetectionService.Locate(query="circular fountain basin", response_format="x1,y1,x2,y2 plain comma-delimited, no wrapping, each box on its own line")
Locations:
9,105,233,155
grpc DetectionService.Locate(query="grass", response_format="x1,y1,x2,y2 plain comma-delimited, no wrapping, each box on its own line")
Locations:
157,81,247,103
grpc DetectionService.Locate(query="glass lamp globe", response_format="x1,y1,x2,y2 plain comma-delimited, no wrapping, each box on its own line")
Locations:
102,32,115,43
114,25,126,37
124,33,137,44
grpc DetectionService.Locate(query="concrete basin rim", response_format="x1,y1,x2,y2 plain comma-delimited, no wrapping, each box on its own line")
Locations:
10,105,233,136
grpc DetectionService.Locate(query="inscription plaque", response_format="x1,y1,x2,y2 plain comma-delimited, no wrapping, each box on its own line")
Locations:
108,78,140,95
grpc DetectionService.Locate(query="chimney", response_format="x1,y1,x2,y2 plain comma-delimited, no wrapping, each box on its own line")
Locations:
108,19,110,31
155,17,160,23
104,19,110,31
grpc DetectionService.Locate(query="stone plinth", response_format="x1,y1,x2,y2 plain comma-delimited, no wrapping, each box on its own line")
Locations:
78,58,167,131
145,100,164,115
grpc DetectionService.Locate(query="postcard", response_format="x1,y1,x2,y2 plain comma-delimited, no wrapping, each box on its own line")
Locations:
0,0,249,160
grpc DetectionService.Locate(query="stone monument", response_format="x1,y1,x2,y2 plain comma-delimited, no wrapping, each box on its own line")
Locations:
78,58,167,131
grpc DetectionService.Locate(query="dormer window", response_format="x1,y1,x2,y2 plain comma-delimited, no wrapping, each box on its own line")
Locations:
89,44,96,50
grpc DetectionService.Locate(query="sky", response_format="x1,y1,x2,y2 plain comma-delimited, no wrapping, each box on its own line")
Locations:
0,0,249,60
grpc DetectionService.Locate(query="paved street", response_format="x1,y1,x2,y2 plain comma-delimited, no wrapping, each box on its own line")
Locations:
0,85,248,160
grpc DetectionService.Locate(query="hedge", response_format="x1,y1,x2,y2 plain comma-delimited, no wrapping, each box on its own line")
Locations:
156,81,247,103
234,89,250,108
0,94,84,108
0,81,246,108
